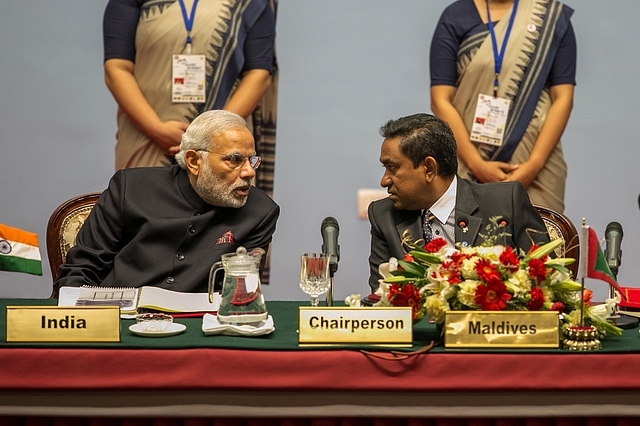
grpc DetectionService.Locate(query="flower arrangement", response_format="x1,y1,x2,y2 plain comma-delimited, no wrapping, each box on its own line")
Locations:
374,217,622,337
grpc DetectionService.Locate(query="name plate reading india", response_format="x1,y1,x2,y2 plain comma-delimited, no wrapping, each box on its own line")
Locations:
445,311,559,348
298,307,412,345
6,306,121,343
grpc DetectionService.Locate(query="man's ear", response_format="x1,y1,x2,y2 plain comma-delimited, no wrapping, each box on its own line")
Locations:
424,156,438,182
184,150,202,177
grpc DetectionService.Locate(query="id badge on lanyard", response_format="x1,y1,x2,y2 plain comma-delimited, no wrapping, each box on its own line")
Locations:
172,0,206,103
469,94,511,146
469,0,519,147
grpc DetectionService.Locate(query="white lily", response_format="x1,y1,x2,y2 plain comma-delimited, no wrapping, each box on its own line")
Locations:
373,280,392,307
529,238,564,259
378,257,398,279
344,294,361,308
545,257,575,267
589,294,619,322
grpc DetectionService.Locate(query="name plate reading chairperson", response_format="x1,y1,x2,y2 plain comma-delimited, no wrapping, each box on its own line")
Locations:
445,311,559,348
6,306,121,343
298,307,412,345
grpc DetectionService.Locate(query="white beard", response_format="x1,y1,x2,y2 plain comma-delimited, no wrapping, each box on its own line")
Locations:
194,163,251,208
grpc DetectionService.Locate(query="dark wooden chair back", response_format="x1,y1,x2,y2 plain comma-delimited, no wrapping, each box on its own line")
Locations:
46,192,101,295
534,204,580,278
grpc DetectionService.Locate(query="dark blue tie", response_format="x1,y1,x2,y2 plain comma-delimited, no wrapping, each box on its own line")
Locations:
422,210,434,242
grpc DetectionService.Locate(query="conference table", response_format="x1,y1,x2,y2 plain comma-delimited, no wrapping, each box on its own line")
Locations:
2,298,640,426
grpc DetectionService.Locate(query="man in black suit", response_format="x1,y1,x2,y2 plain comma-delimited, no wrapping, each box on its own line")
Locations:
54,110,279,296
368,113,549,292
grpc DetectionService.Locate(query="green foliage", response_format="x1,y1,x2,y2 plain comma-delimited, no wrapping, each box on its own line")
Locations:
478,216,512,247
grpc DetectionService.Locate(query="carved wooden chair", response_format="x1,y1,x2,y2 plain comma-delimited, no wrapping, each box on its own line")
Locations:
46,192,101,295
534,204,580,278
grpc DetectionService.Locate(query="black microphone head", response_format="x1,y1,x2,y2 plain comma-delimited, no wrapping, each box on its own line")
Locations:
606,221,623,237
321,217,340,274
321,216,339,232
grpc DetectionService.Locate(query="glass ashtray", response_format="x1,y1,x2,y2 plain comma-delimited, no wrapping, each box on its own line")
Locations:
135,313,173,332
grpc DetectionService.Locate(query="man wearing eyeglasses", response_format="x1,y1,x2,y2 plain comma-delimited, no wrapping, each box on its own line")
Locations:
54,110,279,295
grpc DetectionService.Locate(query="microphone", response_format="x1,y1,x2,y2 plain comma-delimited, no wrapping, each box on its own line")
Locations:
604,221,623,278
321,217,340,276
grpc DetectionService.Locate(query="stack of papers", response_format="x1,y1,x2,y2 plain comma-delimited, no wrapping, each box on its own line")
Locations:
58,286,220,317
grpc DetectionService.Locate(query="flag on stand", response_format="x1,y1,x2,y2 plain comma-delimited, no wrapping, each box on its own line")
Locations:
0,224,43,275
580,223,624,298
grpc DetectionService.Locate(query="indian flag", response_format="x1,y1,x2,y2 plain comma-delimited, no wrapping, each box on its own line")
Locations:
0,224,43,275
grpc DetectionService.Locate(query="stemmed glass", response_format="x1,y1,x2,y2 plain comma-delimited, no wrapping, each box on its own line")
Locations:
299,253,331,307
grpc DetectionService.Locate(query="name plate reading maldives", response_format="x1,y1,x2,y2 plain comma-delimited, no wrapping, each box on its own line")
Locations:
444,311,559,348
6,306,121,343
298,307,412,345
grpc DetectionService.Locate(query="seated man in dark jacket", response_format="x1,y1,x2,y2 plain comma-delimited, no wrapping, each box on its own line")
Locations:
368,113,549,292
54,110,279,296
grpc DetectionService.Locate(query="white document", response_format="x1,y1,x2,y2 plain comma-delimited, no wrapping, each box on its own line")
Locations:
58,286,220,318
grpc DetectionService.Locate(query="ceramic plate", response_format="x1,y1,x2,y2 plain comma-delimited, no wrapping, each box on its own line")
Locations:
129,322,186,337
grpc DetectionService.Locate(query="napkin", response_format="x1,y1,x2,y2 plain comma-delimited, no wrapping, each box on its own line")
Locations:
201,313,275,336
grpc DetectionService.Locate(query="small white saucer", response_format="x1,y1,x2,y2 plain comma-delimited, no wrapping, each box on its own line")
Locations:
129,322,186,337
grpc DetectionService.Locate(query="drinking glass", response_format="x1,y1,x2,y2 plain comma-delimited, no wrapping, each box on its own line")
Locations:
299,253,331,307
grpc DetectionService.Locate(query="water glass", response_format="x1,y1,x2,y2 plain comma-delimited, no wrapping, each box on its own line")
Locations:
299,253,331,306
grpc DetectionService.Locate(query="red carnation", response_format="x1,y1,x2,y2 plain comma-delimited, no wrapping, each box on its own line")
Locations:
475,258,502,282
499,246,519,272
439,260,462,284
527,258,547,283
388,283,422,320
526,287,545,311
550,301,565,312
425,238,447,253
474,277,511,311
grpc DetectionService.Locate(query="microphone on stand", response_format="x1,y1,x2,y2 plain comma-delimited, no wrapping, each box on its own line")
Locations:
321,217,340,306
321,217,340,276
604,221,623,278
603,221,638,329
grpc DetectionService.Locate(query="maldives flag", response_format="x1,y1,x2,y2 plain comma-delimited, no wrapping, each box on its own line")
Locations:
0,224,43,275
580,225,624,298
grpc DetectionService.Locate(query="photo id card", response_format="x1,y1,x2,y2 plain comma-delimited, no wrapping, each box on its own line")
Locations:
469,94,511,146
172,54,206,103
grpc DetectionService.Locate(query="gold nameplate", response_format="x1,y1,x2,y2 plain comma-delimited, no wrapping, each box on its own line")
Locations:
6,306,121,343
445,311,559,348
298,307,412,345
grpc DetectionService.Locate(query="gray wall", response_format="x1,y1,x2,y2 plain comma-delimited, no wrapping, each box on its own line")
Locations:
1,1,638,303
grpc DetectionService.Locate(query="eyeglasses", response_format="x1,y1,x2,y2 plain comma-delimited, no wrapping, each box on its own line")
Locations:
198,150,262,170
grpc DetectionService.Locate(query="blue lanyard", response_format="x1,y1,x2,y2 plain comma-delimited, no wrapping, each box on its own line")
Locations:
178,0,199,46
486,0,519,97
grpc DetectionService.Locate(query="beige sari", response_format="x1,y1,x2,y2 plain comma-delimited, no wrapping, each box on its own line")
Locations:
115,0,278,200
454,0,570,212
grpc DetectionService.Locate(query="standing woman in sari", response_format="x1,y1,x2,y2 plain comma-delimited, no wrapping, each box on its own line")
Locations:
430,0,576,212
103,0,278,196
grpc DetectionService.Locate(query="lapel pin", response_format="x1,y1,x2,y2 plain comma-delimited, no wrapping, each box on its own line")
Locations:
458,220,468,233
